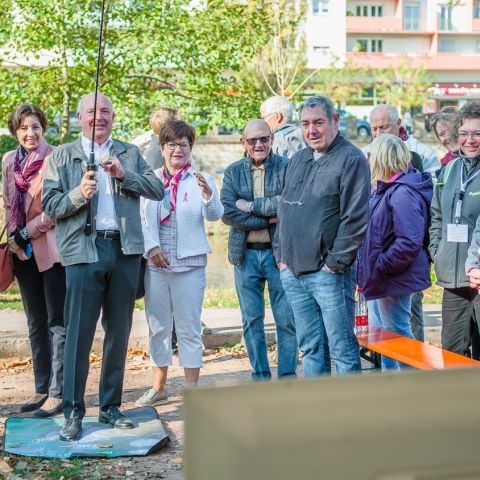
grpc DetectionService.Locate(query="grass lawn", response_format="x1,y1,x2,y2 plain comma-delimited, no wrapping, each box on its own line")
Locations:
1,285,444,312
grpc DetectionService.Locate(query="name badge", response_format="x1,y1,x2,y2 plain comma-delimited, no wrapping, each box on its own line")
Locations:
447,224,468,243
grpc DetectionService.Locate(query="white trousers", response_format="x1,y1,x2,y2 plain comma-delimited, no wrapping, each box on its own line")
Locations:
144,267,205,368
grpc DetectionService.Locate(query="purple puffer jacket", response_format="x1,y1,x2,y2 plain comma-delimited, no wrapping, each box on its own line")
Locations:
357,166,433,301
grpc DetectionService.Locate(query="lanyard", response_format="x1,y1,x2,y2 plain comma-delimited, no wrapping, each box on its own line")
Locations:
454,164,480,223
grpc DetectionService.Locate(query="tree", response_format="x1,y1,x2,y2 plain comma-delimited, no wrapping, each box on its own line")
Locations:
308,58,369,107
252,0,309,98
0,0,273,139
375,61,433,115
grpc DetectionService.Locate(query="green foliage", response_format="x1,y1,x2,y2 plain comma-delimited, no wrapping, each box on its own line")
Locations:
246,0,307,98
309,58,431,112
309,59,368,107
0,0,274,138
374,62,433,114
0,134,17,159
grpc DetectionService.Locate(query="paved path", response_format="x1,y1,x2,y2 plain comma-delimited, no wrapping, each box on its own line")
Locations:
0,305,442,357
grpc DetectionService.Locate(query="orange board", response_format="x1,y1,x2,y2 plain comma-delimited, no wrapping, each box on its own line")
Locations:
357,327,480,370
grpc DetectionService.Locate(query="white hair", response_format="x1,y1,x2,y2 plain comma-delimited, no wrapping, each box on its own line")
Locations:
77,92,114,114
260,96,295,122
370,104,399,123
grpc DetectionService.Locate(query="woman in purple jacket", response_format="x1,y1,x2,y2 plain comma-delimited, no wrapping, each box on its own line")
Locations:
357,134,433,370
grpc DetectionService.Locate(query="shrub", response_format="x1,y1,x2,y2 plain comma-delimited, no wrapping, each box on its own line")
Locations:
0,135,18,159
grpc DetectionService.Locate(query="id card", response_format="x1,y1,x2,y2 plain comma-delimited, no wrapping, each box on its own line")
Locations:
447,224,468,243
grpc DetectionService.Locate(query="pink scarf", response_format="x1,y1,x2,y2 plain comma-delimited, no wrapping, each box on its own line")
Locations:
10,141,50,228
440,150,459,167
399,126,409,141
160,163,191,223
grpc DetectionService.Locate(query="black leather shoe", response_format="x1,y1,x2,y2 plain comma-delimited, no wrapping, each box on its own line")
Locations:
59,418,82,442
98,407,134,429
34,398,63,418
20,393,48,413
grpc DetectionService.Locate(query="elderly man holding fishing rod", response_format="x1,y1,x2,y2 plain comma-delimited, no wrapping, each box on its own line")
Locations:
42,92,164,441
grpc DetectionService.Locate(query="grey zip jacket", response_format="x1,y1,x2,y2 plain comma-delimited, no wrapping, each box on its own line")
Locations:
42,139,164,266
274,134,370,276
430,155,480,288
466,215,480,272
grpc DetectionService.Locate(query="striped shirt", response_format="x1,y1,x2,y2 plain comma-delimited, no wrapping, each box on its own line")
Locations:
148,211,206,273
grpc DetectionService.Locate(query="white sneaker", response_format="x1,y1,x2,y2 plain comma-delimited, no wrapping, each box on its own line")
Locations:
135,388,168,407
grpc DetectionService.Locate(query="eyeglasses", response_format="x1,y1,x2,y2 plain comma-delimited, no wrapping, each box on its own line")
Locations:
458,132,480,141
245,136,271,146
165,142,191,151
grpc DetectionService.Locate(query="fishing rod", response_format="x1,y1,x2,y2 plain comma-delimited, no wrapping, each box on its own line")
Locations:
85,0,107,236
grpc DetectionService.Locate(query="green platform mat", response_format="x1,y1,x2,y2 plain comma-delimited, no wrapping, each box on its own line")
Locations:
3,406,169,458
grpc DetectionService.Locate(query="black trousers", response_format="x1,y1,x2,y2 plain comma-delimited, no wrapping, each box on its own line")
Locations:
62,237,141,419
13,255,66,398
442,287,480,359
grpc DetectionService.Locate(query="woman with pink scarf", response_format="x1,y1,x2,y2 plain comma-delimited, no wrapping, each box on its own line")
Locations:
137,120,223,406
3,104,65,417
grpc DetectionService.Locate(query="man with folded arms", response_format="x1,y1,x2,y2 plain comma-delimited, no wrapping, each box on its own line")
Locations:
221,119,297,381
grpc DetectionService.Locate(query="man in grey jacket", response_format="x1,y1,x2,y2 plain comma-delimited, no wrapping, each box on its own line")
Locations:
221,119,297,381
261,96,306,160
275,95,370,376
42,93,164,441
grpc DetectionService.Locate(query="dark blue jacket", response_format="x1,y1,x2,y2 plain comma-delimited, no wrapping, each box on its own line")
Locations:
221,153,288,266
357,166,433,300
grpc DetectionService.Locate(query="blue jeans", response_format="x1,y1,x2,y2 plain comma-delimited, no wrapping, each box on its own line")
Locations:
280,267,360,376
368,294,413,371
234,249,297,380
410,291,424,341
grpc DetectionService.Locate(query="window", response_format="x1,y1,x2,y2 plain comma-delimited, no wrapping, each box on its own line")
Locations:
353,39,383,53
355,4,383,17
312,0,330,15
476,40,480,53
371,39,383,52
439,5,454,30
438,38,456,52
354,39,368,52
404,2,421,30
474,0,480,18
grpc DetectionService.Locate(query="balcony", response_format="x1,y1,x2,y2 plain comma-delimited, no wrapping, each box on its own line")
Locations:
346,52,480,71
347,16,403,34
346,16,433,35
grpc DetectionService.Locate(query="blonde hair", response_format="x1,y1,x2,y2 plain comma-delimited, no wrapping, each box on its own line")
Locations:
369,133,411,181
149,108,179,135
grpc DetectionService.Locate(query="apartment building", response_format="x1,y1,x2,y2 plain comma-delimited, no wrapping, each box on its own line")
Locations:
305,0,480,111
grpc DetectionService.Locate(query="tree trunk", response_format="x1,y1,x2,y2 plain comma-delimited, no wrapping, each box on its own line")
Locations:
60,90,70,143
60,48,70,143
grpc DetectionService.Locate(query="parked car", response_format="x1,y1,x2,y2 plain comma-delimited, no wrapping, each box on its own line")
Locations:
338,109,371,140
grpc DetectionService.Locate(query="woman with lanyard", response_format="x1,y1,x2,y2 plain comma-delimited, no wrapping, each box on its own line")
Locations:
136,120,223,406
430,102,480,359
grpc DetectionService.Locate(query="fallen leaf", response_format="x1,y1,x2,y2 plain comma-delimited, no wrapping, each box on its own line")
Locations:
0,458,12,475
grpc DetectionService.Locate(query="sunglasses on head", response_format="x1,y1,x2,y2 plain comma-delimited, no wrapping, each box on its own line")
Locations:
245,136,271,146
